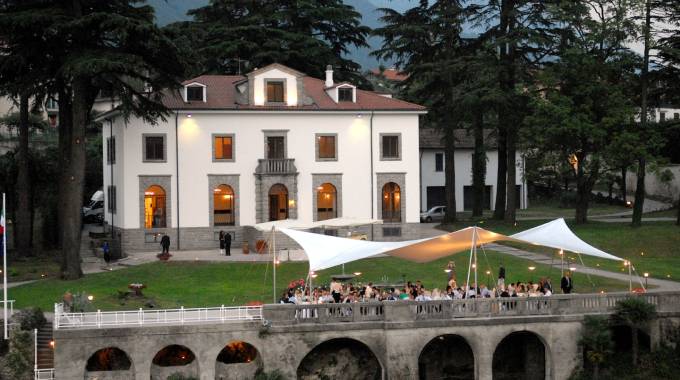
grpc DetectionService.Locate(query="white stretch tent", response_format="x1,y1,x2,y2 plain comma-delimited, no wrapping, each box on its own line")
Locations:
278,219,622,271
510,218,624,262
252,217,381,232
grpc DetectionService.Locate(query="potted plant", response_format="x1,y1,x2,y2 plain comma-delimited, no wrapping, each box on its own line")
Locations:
242,241,249,254
156,252,172,261
256,239,268,254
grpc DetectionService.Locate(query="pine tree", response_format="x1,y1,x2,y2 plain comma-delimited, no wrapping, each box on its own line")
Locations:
165,0,370,86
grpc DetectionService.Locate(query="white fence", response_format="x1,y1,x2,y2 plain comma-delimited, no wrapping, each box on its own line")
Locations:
34,369,54,380
1,299,15,316
54,303,263,329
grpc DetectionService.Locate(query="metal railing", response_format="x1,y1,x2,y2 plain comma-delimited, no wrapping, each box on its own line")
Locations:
54,304,263,329
34,369,54,380
1,299,15,316
256,158,296,174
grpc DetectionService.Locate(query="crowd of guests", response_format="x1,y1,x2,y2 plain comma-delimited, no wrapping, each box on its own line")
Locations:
279,264,574,305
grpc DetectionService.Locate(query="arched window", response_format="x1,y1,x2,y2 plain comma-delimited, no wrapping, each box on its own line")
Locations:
144,185,166,228
214,185,235,226
317,183,337,221
382,182,401,223
268,184,289,221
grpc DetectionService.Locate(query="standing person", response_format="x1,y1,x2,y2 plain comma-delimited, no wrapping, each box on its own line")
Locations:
446,261,456,282
218,231,226,255
160,234,170,255
224,231,231,256
498,264,506,289
102,241,111,269
561,271,573,294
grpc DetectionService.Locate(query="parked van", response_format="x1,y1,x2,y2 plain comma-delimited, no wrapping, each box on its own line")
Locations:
82,190,104,223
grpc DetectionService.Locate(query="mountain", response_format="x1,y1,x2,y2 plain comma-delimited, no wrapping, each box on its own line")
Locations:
146,0,420,70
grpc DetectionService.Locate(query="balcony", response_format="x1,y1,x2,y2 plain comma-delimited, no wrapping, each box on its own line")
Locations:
256,158,297,175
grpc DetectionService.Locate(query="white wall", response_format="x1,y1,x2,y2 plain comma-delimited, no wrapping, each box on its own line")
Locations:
420,149,527,212
252,69,299,106
110,111,421,229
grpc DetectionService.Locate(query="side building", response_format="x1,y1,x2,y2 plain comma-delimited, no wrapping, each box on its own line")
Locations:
97,63,426,253
419,128,527,213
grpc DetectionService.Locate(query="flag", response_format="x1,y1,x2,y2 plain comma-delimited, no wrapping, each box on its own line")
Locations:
0,204,4,235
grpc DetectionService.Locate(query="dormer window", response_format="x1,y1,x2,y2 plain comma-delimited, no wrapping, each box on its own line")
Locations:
266,80,285,103
184,82,206,102
187,86,204,101
338,87,354,102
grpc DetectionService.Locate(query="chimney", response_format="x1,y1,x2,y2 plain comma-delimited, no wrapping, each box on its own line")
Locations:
325,65,334,87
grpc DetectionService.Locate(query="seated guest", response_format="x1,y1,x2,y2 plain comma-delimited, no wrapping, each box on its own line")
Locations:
480,284,492,298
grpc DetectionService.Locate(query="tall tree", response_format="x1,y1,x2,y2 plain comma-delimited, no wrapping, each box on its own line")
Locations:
374,0,467,224
1,0,185,278
526,1,638,224
165,0,370,86
466,0,559,223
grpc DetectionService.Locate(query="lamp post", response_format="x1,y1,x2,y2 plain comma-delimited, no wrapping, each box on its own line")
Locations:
528,266,536,282
644,272,649,289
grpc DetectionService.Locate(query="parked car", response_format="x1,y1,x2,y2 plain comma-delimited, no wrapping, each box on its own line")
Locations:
82,190,104,224
420,206,446,222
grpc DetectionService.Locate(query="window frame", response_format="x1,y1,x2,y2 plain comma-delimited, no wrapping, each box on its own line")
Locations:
434,152,444,172
106,136,116,165
212,134,236,162
213,184,236,226
142,133,167,163
338,87,354,102
380,133,402,161
315,133,338,161
265,79,286,104
185,85,205,102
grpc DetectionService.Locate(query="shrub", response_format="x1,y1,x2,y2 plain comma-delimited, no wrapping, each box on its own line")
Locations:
255,369,286,380
559,192,578,208
166,373,198,380
2,329,33,380
15,307,46,331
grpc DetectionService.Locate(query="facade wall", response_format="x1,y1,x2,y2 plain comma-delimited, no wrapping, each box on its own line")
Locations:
625,164,680,202
108,111,420,251
420,149,528,212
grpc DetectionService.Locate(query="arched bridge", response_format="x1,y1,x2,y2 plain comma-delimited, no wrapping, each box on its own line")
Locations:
53,291,680,380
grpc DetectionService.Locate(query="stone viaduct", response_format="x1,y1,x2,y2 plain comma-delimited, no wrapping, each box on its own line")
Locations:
53,291,680,380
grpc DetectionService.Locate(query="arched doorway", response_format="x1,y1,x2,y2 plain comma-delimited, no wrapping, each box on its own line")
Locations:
269,184,289,221
492,331,547,380
317,183,337,221
215,341,262,380
144,185,166,228
151,345,198,380
382,182,401,222
214,184,235,226
418,335,474,380
85,347,133,379
297,338,382,380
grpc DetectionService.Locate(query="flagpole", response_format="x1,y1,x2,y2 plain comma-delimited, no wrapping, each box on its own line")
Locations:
3,193,8,339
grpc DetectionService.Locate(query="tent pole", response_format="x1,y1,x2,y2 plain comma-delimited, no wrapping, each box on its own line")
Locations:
272,226,276,304
466,229,474,296
560,250,564,277
473,228,478,295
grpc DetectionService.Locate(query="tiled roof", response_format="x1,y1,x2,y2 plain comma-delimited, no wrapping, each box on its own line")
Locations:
419,128,498,149
370,68,409,82
161,73,425,112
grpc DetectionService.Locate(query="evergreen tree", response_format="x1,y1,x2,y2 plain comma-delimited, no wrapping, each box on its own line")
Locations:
165,0,370,86
373,0,467,224
0,0,185,278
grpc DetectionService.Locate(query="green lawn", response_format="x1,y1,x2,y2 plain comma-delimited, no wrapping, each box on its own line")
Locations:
9,250,630,311
497,222,680,282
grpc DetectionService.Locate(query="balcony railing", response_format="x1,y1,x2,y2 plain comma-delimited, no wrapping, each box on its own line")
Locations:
256,158,297,175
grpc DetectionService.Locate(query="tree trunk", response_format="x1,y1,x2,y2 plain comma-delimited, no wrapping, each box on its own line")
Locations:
472,112,486,217
593,363,600,380
443,128,457,224
633,0,652,227
57,84,73,249
620,166,627,202
504,126,517,223
59,77,89,280
493,127,507,219
676,197,680,226
575,155,591,224
15,94,33,257
631,326,639,366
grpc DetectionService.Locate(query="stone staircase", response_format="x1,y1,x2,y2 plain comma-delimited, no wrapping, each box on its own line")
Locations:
80,224,108,264
36,321,54,370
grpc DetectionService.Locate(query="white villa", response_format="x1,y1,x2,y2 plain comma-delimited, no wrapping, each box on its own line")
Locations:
97,63,426,252
419,128,527,213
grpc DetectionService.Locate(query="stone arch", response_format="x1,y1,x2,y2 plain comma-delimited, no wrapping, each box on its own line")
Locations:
296,338,382,380
418,334,474,380
269,183,289,221
316,183,337,221
214,341,263,380
85,347,133,379
492,330,550,380
151,344,199,380
381,182,401,223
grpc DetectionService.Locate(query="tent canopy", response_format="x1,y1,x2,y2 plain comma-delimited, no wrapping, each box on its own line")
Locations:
509,218,623,261
279,218,622,271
